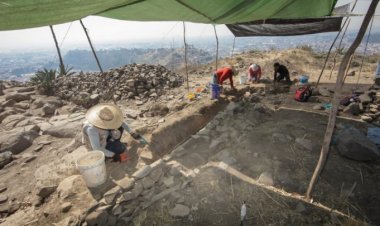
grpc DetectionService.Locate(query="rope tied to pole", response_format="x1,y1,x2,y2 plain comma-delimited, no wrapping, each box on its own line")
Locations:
80,19,104,73
356,15,375,88
315,0,359,87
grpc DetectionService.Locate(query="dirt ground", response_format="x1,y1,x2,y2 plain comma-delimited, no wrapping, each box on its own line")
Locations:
134,92,380,226
1,48,379,226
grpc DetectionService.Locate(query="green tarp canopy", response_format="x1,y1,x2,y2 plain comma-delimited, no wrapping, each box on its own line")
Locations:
0,0,337,31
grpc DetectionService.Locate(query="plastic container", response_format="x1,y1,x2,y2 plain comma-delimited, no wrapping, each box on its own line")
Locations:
187,92,195,101
299,75,309,84
76,151,107,188
239,75,247,84
210,83,220,99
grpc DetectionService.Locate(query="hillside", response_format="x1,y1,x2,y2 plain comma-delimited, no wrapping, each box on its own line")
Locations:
63,46,213,71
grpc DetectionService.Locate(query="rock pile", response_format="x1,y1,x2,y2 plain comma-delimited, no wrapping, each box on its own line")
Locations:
54,64,184,108
313,85,380,124
84,159,192,225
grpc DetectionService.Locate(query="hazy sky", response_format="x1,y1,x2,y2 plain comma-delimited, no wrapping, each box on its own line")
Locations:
0,0,379,52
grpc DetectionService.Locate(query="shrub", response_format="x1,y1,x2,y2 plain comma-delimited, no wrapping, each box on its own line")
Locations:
58,65,75,77
30,68,56,95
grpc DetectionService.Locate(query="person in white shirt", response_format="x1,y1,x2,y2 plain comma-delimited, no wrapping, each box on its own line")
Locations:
82,103,147,162
248,64,262,83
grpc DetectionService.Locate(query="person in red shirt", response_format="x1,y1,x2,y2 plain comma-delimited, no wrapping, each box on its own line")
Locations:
248,64,262,83
215,67,236,89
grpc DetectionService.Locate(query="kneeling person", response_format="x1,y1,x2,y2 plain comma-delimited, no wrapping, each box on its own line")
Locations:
248,63,262,83
82,103,144,162
273,62,290,83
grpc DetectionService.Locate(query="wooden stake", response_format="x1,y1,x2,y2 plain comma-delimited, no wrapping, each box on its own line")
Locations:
183,21,189,91
80,19,104,73
306,0,380,199
213,25,219,70
49,25,65,75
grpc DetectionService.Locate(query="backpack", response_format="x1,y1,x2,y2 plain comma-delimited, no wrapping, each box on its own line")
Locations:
294,86,312,102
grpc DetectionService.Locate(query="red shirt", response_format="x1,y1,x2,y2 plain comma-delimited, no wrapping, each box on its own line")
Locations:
215,67,234,88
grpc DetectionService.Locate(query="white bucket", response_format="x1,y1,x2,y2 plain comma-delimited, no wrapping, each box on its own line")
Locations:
239,75,247,84
76,151,107,188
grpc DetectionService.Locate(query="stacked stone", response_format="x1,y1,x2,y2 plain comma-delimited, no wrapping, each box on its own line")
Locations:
54,64,183,107
85,159,191,225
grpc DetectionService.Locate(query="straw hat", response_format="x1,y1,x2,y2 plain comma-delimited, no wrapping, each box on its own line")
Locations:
85,103,124,130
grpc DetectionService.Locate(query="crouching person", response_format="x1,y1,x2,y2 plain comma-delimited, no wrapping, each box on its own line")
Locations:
82,103,145,162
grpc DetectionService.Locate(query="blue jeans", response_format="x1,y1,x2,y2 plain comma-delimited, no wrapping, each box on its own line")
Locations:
106,140,126,155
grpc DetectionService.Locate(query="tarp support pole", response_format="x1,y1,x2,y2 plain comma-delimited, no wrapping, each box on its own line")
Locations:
315,0,358,87
231,36,236,57
49,25,65,75
213,25,219,70
356,16,375,88
328,19,351,80
183,21,189,91
306,0,379,199
80,19,104,73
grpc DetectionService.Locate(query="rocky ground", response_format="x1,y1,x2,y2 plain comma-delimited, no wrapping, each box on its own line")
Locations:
0,48,379,226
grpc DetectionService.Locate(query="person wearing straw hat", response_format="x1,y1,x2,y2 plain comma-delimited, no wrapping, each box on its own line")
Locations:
248,63,262,83
82,103,146,162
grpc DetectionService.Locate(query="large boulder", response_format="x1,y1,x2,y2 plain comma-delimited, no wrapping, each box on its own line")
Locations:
169,204,190,218
0,151,12,168
43,120,83,138
17,87,35,93
2,99,16,107
1,114,27,130
359,91,374,105
57,175,88,200
0,130,39,154
0,110,16,123
147,103,169,117
335,127,380,161
31,96,63,109
344,103,362,116
5,93,31,102
13,101,30,110
34,146,88,198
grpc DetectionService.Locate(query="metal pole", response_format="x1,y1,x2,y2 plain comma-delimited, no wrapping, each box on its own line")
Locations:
80,19,104,73
49,25,65,75
183,21,189,91
231,36,236,58
213,24,219,70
